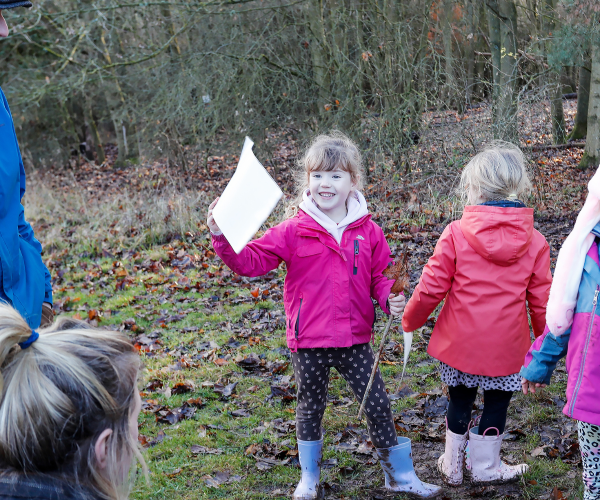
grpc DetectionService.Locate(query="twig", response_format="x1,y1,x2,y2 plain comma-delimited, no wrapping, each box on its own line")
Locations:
531,142,585,152
357,316,394,420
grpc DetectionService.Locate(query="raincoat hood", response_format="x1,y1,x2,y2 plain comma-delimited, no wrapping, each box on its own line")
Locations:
460,205,534,267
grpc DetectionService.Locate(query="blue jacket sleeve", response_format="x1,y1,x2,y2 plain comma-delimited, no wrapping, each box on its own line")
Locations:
18,204,52,304
519,327,570,385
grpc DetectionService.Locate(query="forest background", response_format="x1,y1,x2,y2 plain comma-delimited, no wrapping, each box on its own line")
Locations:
1,0,600,499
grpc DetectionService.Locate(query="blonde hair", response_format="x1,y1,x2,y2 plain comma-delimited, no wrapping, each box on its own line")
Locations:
0,304,145,500
459,141,532,205
286,131,365,218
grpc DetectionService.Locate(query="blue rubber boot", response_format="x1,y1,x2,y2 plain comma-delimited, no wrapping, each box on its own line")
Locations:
292,439,323,500
377,437,443,498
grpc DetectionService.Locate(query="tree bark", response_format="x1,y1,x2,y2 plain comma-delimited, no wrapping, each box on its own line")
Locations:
465,0,476,107
569,62,591,140
441,0,456,108
544,0,566,145
580,43,600,169
307,0,330,114
486,0,501,128
497,0,518,143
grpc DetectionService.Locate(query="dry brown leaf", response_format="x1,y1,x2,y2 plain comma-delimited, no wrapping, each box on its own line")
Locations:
383,253,410,294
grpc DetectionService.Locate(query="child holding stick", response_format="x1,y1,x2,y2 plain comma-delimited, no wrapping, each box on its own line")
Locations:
208,132,441,499
402,142,552,485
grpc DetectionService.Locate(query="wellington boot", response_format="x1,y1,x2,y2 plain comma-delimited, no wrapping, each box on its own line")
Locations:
465,426,528,484
377,437,443,498
292,439,323,500
437,426,468,486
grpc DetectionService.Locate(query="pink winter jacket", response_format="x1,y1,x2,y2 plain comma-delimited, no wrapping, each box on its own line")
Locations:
211,210,395,351
402,206,552,376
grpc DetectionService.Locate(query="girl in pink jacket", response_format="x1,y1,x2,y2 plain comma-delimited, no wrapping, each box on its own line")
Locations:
208,132,442,499
402,142,552,486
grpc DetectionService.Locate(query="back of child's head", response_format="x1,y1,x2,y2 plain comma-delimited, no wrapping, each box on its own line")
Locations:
0,304,143,499
460,141,532,205
287,131,365,217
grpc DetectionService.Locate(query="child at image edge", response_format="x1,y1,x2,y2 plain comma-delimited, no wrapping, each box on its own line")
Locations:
207,132,442,499
521,164,600,500
402,142,552,486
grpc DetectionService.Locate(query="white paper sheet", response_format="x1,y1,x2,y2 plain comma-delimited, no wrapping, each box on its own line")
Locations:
400,329,413,383
212,137,283,253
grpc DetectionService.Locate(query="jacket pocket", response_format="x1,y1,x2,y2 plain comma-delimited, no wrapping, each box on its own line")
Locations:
296,243,323,257
295,296,303,339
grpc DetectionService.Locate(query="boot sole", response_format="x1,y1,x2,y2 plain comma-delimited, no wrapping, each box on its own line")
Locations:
464,471,523,486
383,487,444,499
292,485,324,500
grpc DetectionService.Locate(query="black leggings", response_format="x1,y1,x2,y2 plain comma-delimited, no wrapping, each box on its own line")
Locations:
447,385,513,435
291,344,398,448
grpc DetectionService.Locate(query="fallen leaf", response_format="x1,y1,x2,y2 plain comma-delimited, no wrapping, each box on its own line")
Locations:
171,381,194,395
531,446,547,457
213,382,237,398
190,445,223,455
229,408,251,418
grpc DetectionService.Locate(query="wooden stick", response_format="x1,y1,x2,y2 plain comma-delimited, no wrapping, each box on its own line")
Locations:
357,315,394,420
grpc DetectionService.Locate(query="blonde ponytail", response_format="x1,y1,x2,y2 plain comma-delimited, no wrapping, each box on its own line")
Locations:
0,304,144,500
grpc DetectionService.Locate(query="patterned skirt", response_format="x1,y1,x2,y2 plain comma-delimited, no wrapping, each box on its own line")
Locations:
438,362,522,392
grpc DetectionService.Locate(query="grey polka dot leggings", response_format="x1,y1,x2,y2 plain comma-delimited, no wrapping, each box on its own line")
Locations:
579,421,600,500
291,343,398,449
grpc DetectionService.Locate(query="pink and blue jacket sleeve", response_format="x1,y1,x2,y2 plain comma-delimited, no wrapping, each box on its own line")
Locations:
520,325,570,385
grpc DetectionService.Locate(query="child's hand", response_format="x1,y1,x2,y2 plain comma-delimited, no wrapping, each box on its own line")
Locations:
388,293,405,317
207,198,222,234
521,378,546,395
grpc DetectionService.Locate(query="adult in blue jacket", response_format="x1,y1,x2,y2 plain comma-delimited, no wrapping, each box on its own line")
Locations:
0,1,53,328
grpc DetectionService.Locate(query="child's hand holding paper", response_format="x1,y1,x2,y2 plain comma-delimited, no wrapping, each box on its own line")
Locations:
208,137,283,253
207,198,221,235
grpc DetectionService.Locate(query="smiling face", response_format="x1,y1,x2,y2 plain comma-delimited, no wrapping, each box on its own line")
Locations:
309,169,356,223
0,11,8,38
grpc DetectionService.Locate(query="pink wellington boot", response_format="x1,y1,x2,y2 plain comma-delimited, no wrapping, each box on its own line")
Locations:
465,426,528,484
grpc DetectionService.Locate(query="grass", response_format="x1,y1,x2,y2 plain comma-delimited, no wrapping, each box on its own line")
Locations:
22,104,590,499
28,220,582,499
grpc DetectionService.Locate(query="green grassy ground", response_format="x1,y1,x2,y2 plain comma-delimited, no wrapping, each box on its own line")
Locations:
43,230,582,500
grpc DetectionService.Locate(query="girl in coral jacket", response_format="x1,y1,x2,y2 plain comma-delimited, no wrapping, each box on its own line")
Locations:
521,166,600,500
402,142,552,486
207,132,442,499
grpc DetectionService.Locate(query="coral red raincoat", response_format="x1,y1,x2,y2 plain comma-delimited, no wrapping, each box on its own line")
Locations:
212,210,395,351
402,205,552,376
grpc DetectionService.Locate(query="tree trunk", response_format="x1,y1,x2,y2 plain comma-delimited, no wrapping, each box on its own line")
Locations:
86,98,105,165
569,62,591,140
580,43,600,169
497,0,518,143
544,0,566,145
550,77,567,145
307,0,330,114
441,0,455,109
465,0,476,107
486,0,501,127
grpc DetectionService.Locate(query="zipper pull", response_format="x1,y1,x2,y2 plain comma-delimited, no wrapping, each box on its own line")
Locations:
353,240,359,275
594,287,599,305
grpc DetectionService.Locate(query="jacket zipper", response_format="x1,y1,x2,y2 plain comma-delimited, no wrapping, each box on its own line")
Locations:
295,298,303,339
353,240,359,275
569,286,599,416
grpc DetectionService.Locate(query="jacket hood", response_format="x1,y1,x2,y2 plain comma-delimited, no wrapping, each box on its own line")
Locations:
299,189,369,244
460,205,534,267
